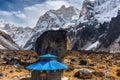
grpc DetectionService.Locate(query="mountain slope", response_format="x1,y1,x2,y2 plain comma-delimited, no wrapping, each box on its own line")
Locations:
70,0,120,53
24,5,80,49
98,13,120,53
0,23,33,47
94,0,120,22
0,30,20,50
23,0,120,53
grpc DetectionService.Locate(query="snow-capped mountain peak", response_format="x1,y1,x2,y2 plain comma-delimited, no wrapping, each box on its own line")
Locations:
0,29,20,50
0,23,33,48
24,6,80,49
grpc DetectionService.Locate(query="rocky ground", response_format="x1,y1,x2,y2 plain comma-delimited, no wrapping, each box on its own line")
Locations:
0,50,37,80
0,50,120,80
62,50,120,80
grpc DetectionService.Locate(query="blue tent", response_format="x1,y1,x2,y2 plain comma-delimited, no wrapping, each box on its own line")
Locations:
39,53,57,58
26,60,68,70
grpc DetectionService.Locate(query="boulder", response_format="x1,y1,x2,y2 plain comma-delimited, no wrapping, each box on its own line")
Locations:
92,71,105,77
70,58,78,65
74,69,93,79
116,69,120,77
79,59,88,65
35,30,70,56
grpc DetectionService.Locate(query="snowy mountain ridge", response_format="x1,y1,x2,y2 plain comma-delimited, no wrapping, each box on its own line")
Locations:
69,0,120,53
23,5,80,49
94,0,120,23
0,23,33,47
0,30,20,50
0,0,120,53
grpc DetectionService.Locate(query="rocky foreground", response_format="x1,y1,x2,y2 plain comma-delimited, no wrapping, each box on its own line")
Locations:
63,50,120,80
0,50,120,80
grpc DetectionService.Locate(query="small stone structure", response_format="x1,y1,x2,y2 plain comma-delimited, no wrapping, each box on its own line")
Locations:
26,54,68,80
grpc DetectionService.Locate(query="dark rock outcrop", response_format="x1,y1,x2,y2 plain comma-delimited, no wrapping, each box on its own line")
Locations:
100,15,120,48
35,30,69,56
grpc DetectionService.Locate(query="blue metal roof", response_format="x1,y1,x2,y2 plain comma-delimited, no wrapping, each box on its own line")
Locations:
39,53,57,58
26,60,68,70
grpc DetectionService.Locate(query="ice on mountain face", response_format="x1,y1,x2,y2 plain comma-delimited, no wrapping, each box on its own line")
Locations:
72,14,80,21
62,22,75,29
40,21,48,28
95,6,120,23
78,15,88,23
48,12,63,27
85,41,100,50
49,12,57,18
12,27,33,47
94,0,120,23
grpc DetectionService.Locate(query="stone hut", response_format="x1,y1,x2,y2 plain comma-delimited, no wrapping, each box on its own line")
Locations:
26,53,68,80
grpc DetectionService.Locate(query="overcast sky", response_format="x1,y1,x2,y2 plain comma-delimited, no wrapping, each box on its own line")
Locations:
0,0,88,28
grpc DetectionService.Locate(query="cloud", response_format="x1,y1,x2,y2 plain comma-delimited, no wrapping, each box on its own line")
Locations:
12,11,26,19
0,11,13,16
90,0,95,1
22,0,70,27
0,0,84,28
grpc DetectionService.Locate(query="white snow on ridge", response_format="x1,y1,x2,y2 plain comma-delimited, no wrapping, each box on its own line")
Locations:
0,29,8,34
78,15,88,23
72,14,79,20
95,0,120,23
62,22,75,28
85,41,100,50
0,44,6,49
51,27,60,30
95,6,120,23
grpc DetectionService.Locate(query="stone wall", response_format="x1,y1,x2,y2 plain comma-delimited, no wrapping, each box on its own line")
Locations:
31,70,63,80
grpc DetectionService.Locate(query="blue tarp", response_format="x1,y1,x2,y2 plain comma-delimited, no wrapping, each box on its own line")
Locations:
26,60,68,70
39,53,57,58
